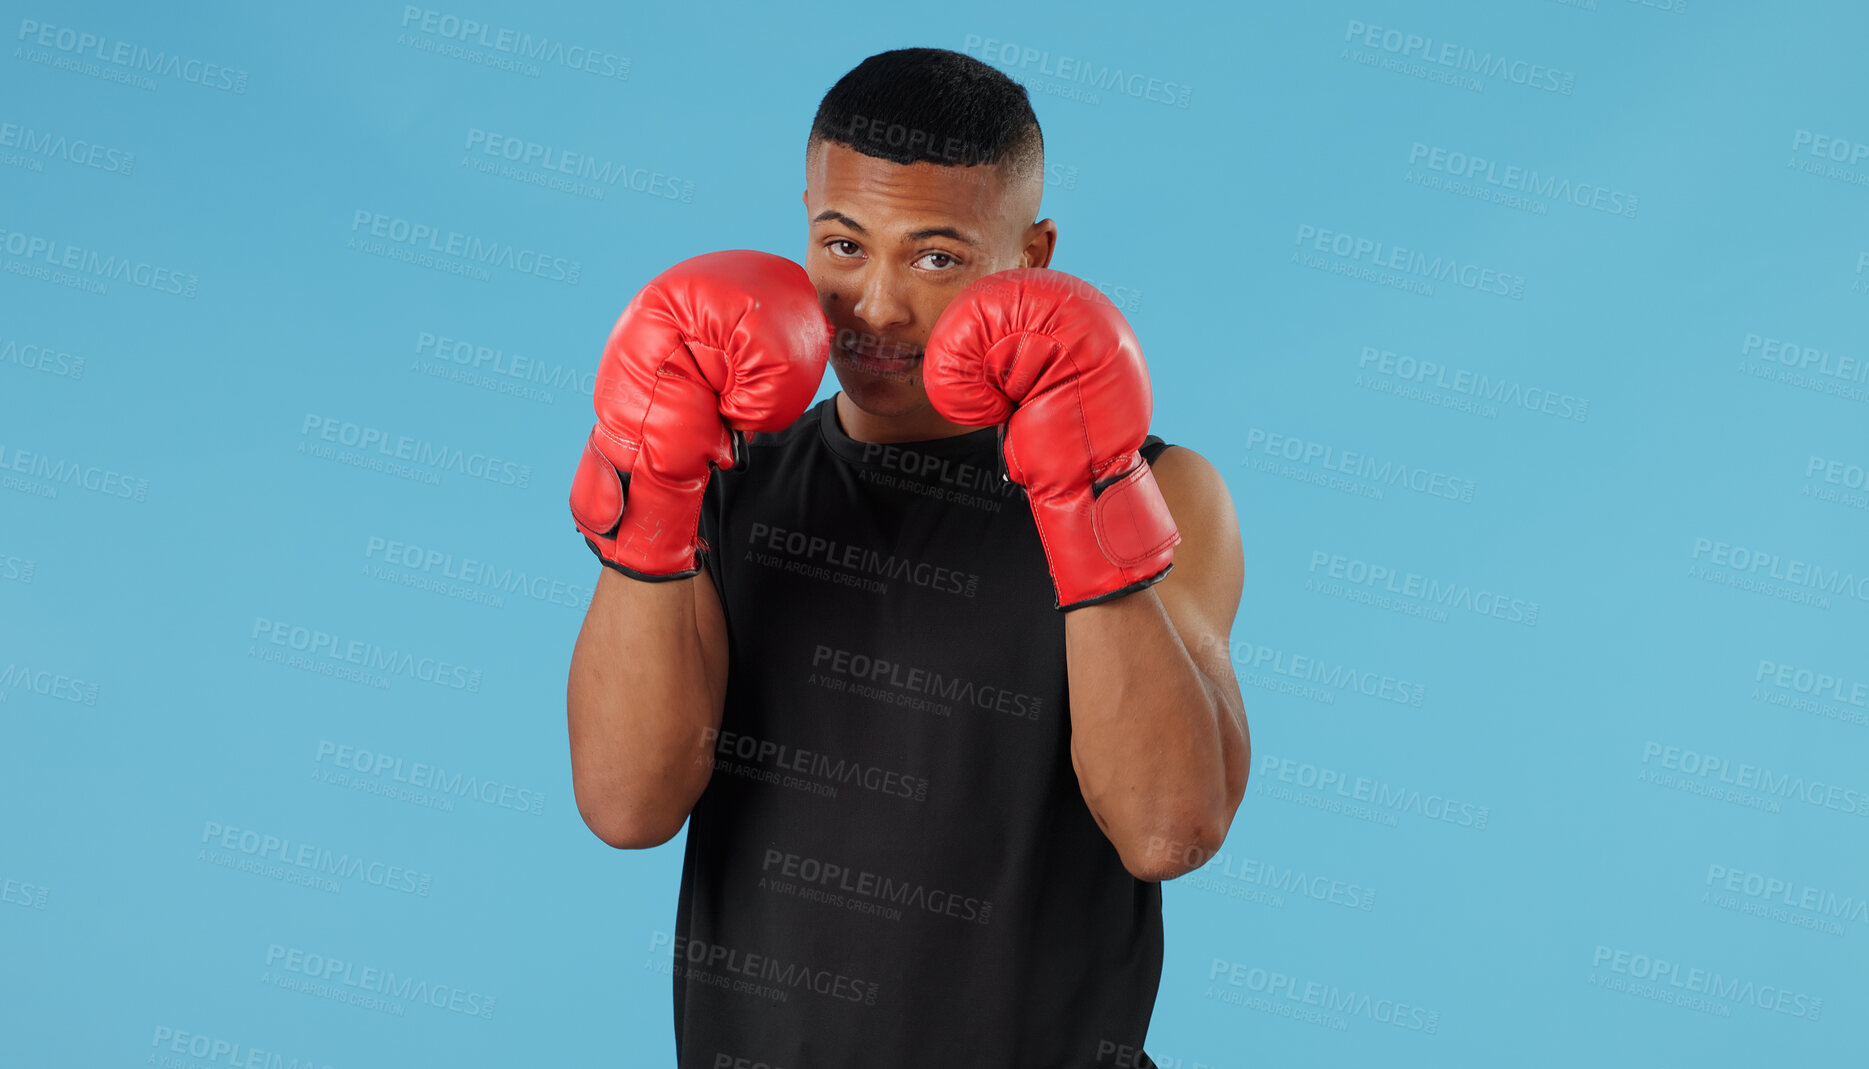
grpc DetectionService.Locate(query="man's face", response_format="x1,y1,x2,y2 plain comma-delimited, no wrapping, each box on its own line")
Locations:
803,140,1052,423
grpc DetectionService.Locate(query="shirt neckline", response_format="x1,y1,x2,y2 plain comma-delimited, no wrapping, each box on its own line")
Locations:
815,395,1000,469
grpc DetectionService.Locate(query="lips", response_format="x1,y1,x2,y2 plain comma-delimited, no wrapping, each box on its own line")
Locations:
837,341,923,365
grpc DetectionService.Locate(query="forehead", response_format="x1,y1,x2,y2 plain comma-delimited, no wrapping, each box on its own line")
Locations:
806,141,1015,235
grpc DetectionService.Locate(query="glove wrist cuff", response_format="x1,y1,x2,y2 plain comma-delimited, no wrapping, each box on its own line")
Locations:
574,460,710,578
585,539,703,583
1026,455,1180,610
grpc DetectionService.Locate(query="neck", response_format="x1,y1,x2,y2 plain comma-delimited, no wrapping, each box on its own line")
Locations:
834,392,981,444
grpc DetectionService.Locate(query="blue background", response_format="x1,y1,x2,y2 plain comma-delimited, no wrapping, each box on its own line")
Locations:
4,1,1866,1065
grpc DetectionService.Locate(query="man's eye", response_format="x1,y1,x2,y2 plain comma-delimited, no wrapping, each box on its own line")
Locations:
827,240,862,258
919,252,957,270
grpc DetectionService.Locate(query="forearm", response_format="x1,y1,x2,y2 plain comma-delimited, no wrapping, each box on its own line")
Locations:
567,568,720,847
1066,589,1247,880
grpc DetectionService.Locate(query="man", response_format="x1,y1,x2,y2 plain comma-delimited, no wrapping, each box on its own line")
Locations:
567,47,1248,1069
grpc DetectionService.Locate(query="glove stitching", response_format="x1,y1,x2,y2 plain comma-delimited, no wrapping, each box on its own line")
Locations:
1094,466,1180,566
594,421,639,457
1016,328,1120,605
721,303,749,412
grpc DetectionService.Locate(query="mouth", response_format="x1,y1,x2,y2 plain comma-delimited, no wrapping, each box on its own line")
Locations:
835,340,924,374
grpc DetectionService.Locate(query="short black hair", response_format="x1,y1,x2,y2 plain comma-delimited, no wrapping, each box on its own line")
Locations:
808,48,1043,185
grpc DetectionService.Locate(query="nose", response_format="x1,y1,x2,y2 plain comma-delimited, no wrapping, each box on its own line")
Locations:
847,263,914,340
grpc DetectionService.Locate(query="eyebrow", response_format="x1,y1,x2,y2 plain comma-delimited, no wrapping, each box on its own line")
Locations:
811,210,980,247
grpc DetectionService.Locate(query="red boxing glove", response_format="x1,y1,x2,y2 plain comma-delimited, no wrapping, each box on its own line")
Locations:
924,268,1180,610
570,250,831,580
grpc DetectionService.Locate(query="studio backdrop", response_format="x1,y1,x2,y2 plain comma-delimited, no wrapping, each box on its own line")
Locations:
3,1,1865,1065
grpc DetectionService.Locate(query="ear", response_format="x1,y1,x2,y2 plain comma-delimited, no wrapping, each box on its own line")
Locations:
1021,219,1059,269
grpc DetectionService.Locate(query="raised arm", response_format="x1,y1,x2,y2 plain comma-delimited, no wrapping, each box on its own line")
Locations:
921,268,1247,881
568,564,729,848
562,250,831,848
1063,446,1248,881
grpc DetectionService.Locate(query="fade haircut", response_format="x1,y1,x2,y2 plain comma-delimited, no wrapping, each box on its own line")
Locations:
807,48,1044,189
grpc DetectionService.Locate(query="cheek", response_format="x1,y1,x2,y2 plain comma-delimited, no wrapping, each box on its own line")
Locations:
913,292,955,333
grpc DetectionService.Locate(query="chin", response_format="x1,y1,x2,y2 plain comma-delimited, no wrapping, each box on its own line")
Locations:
830,360,929,415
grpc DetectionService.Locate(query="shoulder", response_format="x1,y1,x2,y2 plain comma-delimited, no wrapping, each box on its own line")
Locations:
1147,444,1242,572
1148,444,1230,511
1142,443,1244,637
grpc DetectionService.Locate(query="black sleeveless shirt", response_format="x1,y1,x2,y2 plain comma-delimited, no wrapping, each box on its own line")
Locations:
675,396,1172,1069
